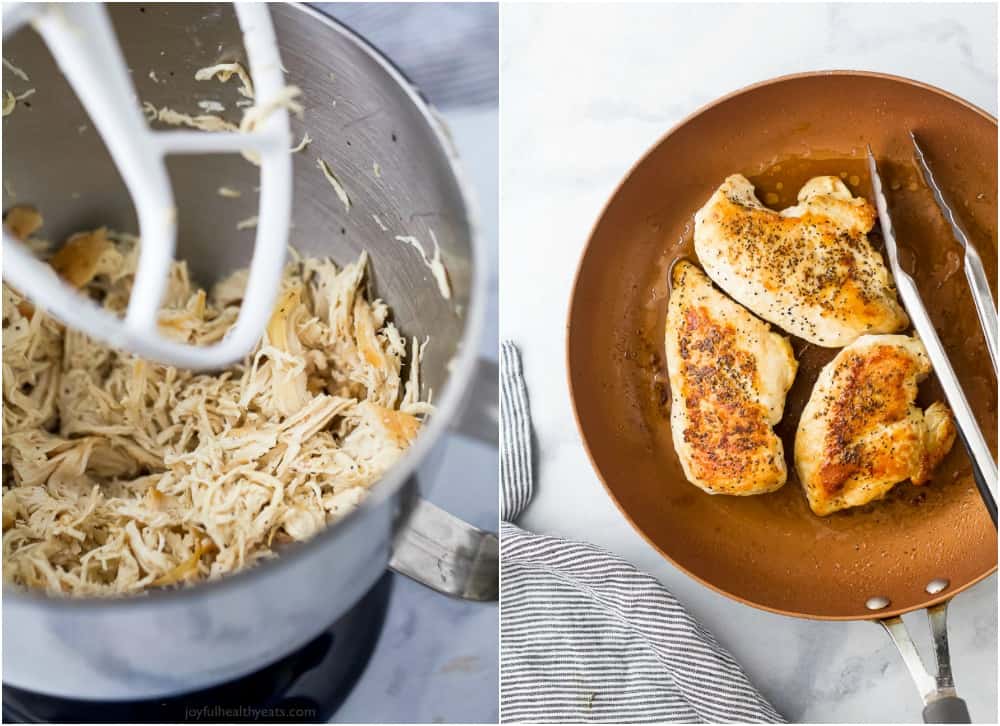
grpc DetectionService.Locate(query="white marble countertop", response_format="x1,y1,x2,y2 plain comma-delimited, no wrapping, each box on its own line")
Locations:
500,3,997,723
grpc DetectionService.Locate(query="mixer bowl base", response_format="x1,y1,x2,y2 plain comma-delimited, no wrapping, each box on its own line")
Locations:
2,573,393,723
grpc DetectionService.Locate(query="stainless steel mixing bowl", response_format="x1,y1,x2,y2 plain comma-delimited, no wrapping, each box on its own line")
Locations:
1,2,494,700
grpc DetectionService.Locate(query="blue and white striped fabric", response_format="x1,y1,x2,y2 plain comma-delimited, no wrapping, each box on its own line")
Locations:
499,341,784,724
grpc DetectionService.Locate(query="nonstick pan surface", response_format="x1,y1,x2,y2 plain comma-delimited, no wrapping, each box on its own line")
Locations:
567,72,998,620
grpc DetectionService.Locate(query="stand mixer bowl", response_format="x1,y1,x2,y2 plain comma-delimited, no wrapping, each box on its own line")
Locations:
1,2,488,700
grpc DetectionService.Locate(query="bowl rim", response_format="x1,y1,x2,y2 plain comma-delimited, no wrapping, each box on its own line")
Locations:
565,69,998,621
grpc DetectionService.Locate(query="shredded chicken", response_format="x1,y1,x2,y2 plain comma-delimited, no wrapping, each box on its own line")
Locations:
4,206,43,240
3,57,30,82
2,221,431,597
195,62,255,99
291,132,312,154
317,158,351,212
149,105,238,133
144,61,302,167
2,88,35,118
197,100,226,114
395,232,452,300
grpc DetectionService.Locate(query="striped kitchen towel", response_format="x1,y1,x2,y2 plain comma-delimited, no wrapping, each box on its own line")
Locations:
499,341,784,724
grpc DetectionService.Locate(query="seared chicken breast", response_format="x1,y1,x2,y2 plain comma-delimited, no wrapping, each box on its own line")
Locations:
795,334,956,516
665,261,798,495
694,174,909,347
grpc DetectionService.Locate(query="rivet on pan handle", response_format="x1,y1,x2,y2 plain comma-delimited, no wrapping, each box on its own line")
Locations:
880,602,971,724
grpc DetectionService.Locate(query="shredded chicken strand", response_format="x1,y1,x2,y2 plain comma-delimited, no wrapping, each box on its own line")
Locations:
194,62,255,99
3,57,30,82
2,226,430,597
316,158,351,212
2,88,35,118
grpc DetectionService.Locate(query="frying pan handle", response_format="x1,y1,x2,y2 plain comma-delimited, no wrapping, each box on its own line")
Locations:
881,603,971,724
923,696,972,724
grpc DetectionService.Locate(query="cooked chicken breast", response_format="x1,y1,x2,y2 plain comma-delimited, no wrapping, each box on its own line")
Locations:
665,261,798,495
694,174,909,347
795,334,956,516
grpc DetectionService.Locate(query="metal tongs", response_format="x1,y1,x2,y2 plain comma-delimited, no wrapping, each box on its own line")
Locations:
911,132,999,375
867,144,998,528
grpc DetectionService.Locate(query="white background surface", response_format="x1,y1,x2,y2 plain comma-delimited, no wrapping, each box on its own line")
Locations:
500,3,997,723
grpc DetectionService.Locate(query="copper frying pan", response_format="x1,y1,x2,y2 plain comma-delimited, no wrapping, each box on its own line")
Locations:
567,72,997,716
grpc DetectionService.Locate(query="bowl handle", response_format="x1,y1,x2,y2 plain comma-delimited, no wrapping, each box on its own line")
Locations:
389,495,498,602
386,356,499,601
880,602,970,723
